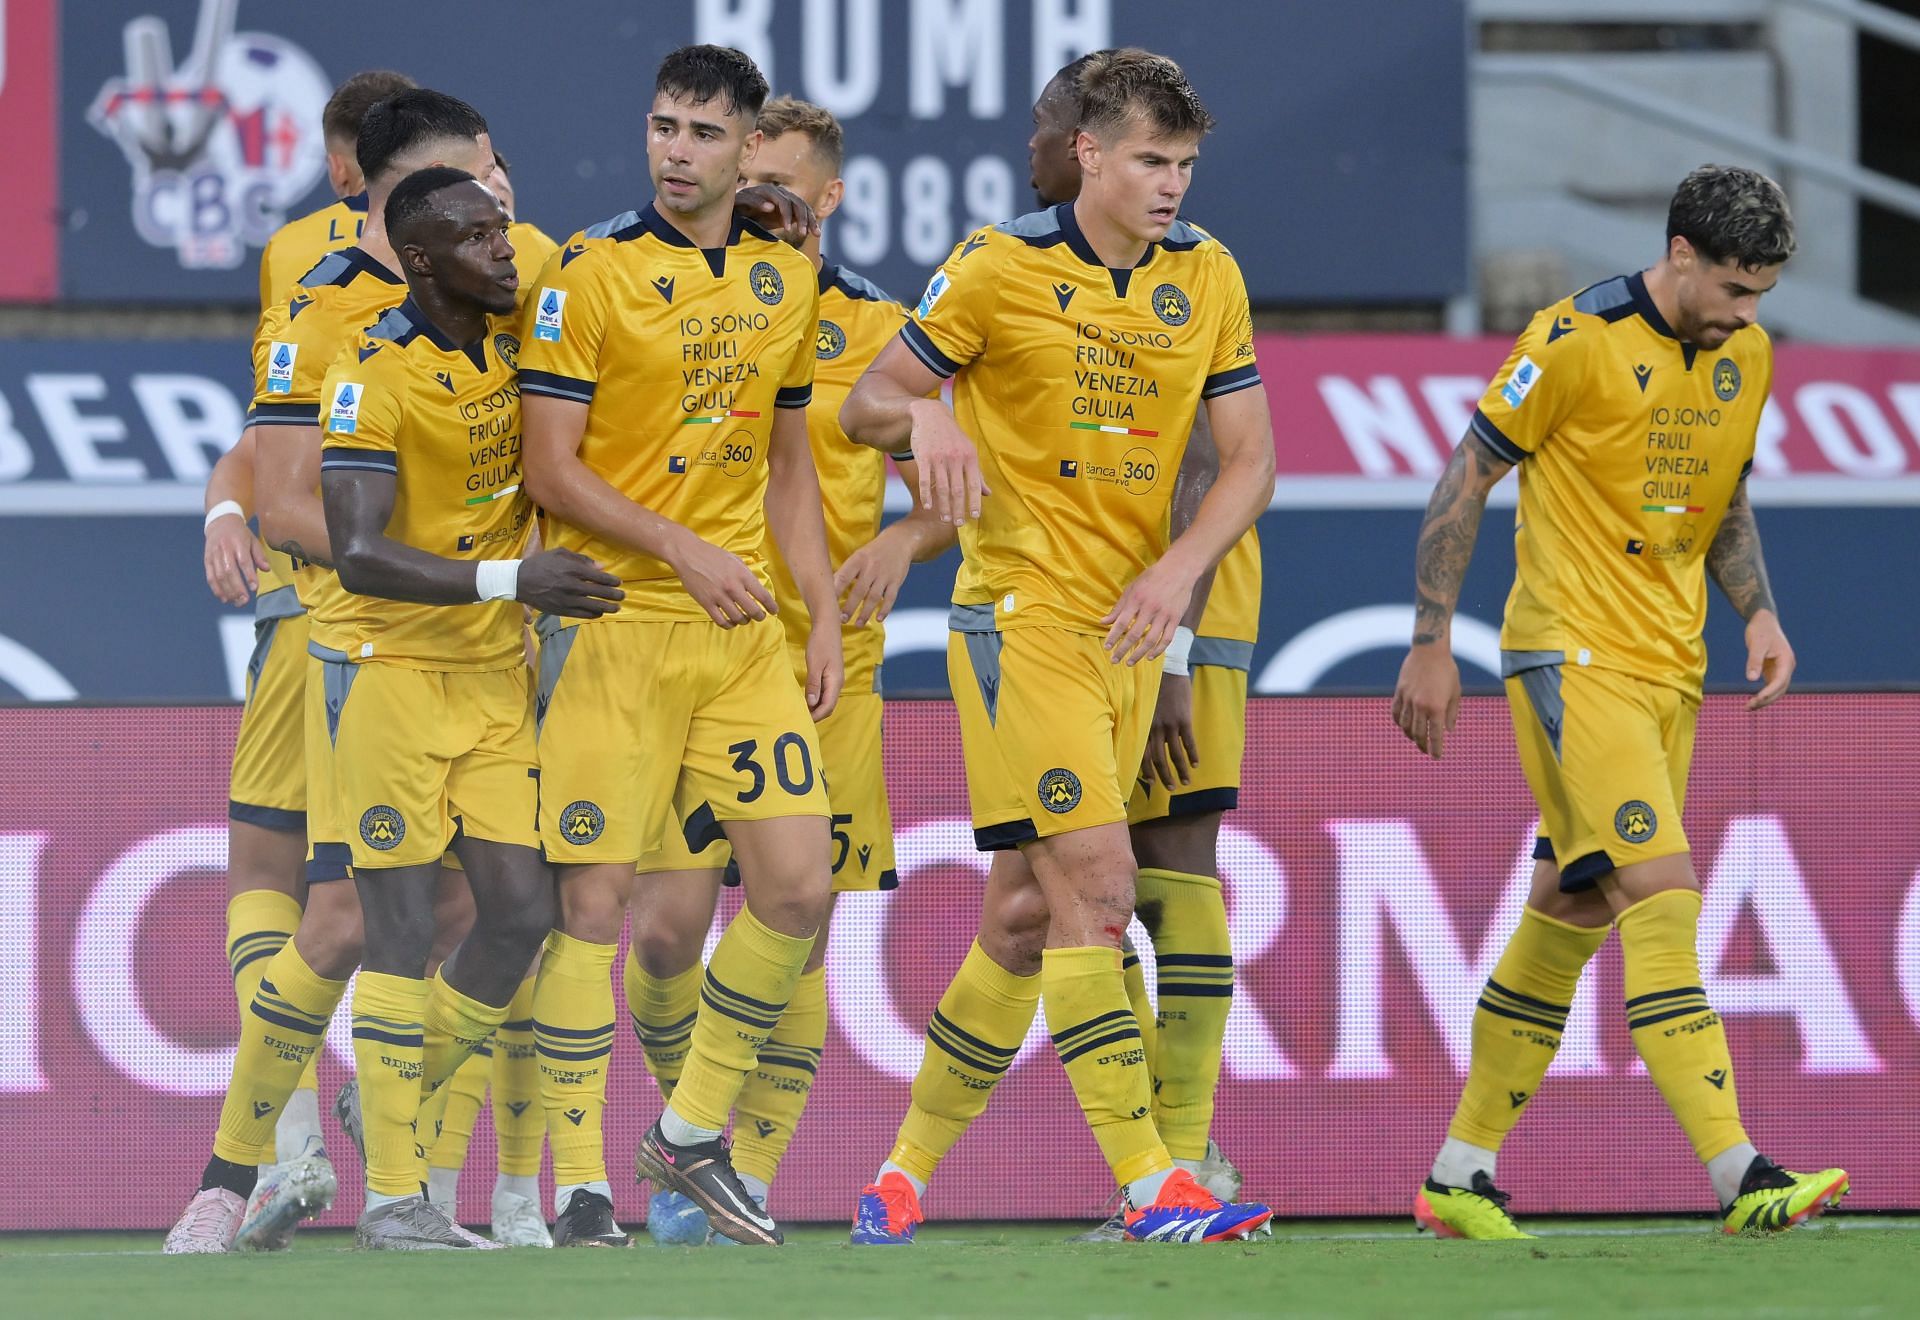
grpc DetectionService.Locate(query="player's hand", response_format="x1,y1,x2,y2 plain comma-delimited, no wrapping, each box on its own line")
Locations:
734,183,818,244
1743,608,1795,710
910,399,988,525
1140,672,1199,791
515,548,624,618
205,511,269,606
804,622,843,722
1102,558,1195,666
835,528,915,626
1392,642,1461,759
668,529,777,628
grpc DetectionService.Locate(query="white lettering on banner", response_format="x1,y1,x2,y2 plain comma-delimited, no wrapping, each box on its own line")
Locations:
1416,375,1486,451
24,374,143,481
803,0,882,116
1315,375,1446,477
1897,871,1920,1033
693,0,776,83
0,389,33,481
0,834,49,1094
1699,816,1881,1074
131,373,244,482
219,615,254,701
1796,382,1908,476
1217,825,1297,1079
0,630,78,701
909,0,1004,118
1754,396,1789,476
72,825,236,1095
1256,606,1502,695
1326,821,1604,1080
1031,0,1111,101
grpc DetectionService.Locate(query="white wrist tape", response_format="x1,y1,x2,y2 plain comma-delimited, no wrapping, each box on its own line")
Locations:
204,499,246,531
1163,625,1195,677
475,559,522,602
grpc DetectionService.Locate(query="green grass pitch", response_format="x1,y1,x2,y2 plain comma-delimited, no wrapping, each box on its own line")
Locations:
5,1218,1912,1318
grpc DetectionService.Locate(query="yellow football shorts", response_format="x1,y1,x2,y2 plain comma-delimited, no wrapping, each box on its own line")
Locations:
949,613,1159,850
536,617,829,864
323,660,538,871
1125,650,1250,825
635,685,897,892
1506,658,1697,892
228,592,308,832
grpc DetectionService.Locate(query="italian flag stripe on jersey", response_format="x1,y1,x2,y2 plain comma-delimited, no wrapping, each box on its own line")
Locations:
680,411,762,425
1641,504,1706,514
1068,422,1159,437
466,484,521,506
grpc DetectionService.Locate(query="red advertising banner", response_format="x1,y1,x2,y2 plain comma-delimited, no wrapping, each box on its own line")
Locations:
1,695,1916,1230
1257,333,1920,492
0,0,58,300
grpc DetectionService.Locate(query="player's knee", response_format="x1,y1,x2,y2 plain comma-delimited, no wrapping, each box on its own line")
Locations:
981,879,1050,975
745,875,830,941
557,876,627,943
294,883,364,978
631,918,706,979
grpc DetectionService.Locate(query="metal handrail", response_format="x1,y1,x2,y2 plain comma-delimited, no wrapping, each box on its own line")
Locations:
1475,54,1920,224
1784,0,1920,54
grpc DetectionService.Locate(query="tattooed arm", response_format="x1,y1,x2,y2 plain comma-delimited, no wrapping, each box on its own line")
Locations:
1390,432,1514,757
1707,479,1795,709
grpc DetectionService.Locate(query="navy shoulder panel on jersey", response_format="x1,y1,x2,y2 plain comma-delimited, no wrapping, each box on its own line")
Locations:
994,206,1067,247
1158,217,1212,252
582,210,644,242
823,263,896,305
1570,275,1637,322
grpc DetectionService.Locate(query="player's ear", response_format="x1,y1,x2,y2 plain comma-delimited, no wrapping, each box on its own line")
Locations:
1669,234,1695,272
740,127,763,165
817,177,846,223
1074,128,1100,176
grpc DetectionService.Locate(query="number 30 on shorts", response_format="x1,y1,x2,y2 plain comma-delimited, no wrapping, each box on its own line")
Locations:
727,733,816,802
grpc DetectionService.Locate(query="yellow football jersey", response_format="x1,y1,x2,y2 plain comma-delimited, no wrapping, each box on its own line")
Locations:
313,299,531,669
904,203,1260,634
1471,271,1772,690
258,193,368,310
759,262,907,691
1197,527,1261,647
250,246,408,613
509,221,559,291
517,204,818,622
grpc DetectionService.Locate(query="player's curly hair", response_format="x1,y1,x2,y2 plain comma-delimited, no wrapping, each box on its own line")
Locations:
1076,47,1215,143
384,166,481,248
656,44,769,121
1667,165,1796,271
757,96,845,172
356,89,488,184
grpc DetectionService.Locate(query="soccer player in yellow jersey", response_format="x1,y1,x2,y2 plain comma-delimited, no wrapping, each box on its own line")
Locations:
1034,54,1262,1231
187,68,420,1255
163,90,503,1256
842,49,1275,1244
1392,166,1846,1238
519,46,836,1249
623,95,950,1245
314,166,621,1249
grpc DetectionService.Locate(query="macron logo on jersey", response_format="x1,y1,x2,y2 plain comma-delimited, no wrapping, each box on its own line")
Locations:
533,288,566,342
1501,355,1543,410
328,382,364,434
267,341,297,394
916,271,949,319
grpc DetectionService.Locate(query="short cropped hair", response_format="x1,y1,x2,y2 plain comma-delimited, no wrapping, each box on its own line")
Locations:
322,70,416,149
1077,47,1215,143
757,96,845,172
356,89,489,184
655,44,769,120
1667,165,1796,271
383,166,481,247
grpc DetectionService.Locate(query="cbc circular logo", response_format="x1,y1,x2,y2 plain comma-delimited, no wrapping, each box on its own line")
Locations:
359,805,406,851
750,261,785,306
1121,446,1159,495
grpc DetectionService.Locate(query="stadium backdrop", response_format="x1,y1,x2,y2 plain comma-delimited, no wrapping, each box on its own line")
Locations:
1,0,1918,1226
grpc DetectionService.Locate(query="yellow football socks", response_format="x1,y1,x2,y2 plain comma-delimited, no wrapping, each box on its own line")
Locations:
670,905,810,1132
1449,905,1608,1150
624,947,700,1101
224,889,316,1162
428,1046,492,1176
1135,868,1233,1161
1044,945,1168,1189
491,976,543,1179
889,940,1038,1185
351,971,431,1197
211,943,344,1166
734,965,828,1187
1619,889,1749,1161
532,931,618,1187
1119,937,1158,1082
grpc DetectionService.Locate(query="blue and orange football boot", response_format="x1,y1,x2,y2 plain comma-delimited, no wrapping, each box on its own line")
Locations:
850,1171,924,1245
1122,1169,1272,1243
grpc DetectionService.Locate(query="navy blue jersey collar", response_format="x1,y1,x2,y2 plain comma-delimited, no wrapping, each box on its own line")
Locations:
1057,202,1157,296
344,191,370,214
1627,270,1679,340
396,295,488,370
639,201,750,249
818,261,839,296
